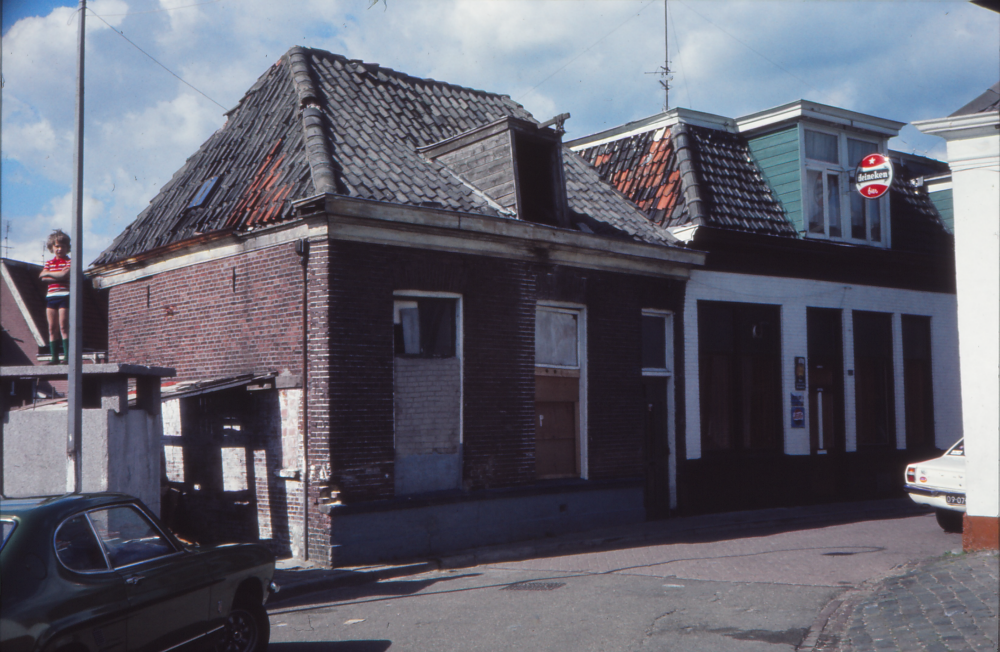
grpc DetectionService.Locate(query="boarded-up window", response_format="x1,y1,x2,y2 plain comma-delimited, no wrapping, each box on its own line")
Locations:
698,301,782,452
853,311,895,447
535,308,579,367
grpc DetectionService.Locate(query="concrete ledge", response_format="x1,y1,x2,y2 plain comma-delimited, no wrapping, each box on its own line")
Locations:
1,363,175,379
328,484,645,566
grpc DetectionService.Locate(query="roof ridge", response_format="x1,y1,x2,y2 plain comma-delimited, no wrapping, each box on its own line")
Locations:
671,124,706,226
286,47,337,194
294,47,529,116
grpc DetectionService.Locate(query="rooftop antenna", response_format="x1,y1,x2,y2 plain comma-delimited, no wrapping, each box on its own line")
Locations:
2,222,10,259
645,0,672,111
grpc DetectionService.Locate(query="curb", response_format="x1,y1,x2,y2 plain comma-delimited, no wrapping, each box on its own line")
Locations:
268,560,438,607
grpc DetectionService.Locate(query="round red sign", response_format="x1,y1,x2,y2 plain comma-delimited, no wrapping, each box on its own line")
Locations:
855,153,893,199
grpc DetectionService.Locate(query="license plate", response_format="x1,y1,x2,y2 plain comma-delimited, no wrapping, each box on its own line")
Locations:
945,494,965,505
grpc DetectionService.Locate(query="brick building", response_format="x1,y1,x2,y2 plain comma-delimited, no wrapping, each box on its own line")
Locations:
570,102,962,514
90,47,703,564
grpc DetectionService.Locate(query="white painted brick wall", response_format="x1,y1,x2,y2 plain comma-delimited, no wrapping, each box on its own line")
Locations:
394,357,461,455
682,270,962,459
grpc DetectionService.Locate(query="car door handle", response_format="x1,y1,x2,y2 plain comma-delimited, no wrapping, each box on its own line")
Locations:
125,575,144,585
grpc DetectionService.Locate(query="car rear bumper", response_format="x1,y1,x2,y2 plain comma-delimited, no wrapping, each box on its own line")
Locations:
905,484,966,512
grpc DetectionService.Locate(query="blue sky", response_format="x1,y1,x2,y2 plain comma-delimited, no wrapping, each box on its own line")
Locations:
2,0,998,265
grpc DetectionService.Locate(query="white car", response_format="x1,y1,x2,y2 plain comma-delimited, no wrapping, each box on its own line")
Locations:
904,439,965,533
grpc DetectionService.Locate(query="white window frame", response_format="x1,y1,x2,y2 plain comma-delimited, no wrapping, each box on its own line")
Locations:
801,126,890,247
535,301,588,479
641,309,677,510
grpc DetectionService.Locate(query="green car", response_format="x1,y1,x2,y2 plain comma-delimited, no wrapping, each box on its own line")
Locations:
1,493,275,652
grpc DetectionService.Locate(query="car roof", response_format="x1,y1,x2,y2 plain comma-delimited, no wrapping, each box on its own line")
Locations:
0,493,140,521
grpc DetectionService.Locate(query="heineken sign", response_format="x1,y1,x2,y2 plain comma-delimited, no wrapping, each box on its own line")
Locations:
855,153,893,199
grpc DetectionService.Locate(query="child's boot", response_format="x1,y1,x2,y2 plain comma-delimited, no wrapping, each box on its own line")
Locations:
61,339,70,362
48,340,61,365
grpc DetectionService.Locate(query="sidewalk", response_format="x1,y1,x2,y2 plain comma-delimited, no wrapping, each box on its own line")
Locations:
267,498,927,606
804,550,999,652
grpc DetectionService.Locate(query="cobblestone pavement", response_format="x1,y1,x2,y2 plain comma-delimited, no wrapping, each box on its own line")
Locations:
810,551,999,652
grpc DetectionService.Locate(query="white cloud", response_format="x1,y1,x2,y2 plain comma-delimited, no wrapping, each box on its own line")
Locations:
3,191,108,266
1,0,998,269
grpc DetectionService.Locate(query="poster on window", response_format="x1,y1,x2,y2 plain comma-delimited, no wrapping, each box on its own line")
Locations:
790,393,805,428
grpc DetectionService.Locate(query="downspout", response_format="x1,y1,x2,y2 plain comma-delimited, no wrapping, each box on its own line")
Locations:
296,237,310,561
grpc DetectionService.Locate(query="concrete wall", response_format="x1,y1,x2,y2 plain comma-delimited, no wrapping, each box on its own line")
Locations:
3,405,161,515
947,127,1000,545
916,109,1000,551
329,484,644,565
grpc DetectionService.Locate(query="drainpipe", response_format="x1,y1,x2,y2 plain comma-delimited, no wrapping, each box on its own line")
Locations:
296,237,310,561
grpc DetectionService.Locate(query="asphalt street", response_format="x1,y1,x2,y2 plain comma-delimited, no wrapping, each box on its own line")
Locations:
264,501,987,651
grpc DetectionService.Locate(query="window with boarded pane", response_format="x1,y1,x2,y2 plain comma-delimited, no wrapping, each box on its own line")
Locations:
698,301,782,453
535,306,583,480
902,315,935,451
853,311,895,447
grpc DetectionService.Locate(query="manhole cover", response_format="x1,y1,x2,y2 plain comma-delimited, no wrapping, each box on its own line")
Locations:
502,581,565,591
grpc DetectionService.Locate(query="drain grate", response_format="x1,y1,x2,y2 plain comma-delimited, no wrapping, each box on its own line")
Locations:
502,581,565,591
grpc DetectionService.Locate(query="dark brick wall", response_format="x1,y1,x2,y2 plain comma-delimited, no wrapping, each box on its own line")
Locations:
325,241,538,500
325,242,686,500
106,236,688,563
107,243,306,379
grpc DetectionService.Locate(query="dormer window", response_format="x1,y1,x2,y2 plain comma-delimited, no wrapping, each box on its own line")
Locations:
803,128,886,246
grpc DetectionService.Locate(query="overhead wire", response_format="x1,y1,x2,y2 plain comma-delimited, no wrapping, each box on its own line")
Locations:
97,0,229,17
515,0,659,103
86,8,227,111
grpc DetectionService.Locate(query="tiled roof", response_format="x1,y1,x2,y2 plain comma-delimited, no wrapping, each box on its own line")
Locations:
575,124,795,237
94,47,670,267
950,81,1000,117
888,156,953,253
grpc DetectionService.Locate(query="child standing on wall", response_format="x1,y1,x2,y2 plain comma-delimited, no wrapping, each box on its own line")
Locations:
39,230,71,364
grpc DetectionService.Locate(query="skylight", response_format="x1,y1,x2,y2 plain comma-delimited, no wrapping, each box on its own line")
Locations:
188,176,220,209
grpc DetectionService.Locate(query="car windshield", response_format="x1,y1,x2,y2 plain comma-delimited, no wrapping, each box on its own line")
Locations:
0,519,15,552
947,440,964,456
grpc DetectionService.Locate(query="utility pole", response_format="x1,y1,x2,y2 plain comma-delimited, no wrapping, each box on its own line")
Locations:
68,0,86,493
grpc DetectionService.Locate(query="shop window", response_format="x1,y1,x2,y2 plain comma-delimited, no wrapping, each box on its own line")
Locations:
853,311,895,447
803,128,886,246
394,297,456,358
698,301,782,453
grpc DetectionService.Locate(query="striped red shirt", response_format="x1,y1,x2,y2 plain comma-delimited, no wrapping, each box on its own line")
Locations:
43,256,70,297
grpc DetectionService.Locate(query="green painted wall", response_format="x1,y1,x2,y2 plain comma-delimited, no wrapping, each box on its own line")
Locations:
747,125,802,234
929,188,954,233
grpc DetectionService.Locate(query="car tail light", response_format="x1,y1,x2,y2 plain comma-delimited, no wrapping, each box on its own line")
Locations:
906,466,916,483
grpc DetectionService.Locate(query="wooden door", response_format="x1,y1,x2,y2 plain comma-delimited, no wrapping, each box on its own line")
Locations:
643,377,670,518
535,374,579,479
